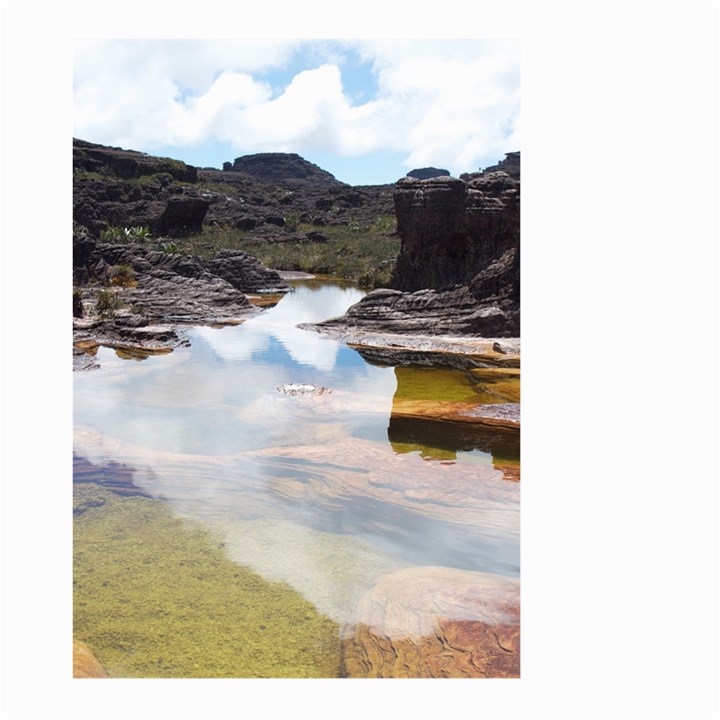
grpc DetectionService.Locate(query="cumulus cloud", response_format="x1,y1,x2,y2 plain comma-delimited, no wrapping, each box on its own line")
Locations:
74,39,519,176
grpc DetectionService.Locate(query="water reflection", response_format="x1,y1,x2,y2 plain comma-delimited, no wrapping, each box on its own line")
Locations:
74,280,520,627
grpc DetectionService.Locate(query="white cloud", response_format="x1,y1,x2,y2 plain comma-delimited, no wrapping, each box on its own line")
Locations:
74,39,520,176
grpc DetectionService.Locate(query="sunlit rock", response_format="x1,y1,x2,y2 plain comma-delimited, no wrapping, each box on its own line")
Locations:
342,566,519,678
73,639,109,678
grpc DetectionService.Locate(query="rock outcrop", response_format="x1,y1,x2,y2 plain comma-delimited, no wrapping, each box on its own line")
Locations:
310,154,520,339
224,152,342,187
341,566,519,678
406,167,450,180
72,228,292,367
74,139,198,182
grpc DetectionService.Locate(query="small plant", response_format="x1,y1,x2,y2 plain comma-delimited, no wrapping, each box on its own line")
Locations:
100,226,151,244
73,288,84,318
372,215,396,234
108,264,136,287
283,212,301,231
158,240,180,253
95,289,125,318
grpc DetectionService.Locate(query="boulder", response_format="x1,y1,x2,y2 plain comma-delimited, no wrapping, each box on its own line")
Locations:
341,566,519,678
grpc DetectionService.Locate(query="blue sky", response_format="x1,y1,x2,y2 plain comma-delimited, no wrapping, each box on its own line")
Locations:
74,40,520,185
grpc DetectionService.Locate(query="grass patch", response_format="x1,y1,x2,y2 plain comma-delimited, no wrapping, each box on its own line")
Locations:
74,484,341,678
177,218,400,287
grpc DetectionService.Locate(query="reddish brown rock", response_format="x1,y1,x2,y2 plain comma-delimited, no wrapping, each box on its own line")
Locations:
342,566,519,678
73,639,109,678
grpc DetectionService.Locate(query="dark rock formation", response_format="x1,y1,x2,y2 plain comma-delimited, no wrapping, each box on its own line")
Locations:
207,250,290,293
406,167,450,180
72,232,292,366
224,152,342,187
74,138,197,182
311,154,520,339
391,170,519,292
74,139,395,244
478,151,520,178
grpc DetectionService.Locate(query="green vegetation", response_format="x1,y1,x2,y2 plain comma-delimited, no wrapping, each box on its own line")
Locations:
108,264,136,287
74,484,341,678
95,289,125,318
73,288,84,318
175,216,399,287
100,226,152,244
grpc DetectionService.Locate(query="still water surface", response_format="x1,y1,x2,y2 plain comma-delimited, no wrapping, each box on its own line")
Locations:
73,280,520,672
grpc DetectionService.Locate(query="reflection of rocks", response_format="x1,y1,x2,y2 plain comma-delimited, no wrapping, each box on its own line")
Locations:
245,436,518,531
73,453,152,498
73,639,110,678
342,566,519,678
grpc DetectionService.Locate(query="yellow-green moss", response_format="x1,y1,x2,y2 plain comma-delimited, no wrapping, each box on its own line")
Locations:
394,366,520,405
74,484,341,678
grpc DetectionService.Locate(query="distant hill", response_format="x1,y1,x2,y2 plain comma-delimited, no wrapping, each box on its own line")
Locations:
223,153,343,188
406,167,450,180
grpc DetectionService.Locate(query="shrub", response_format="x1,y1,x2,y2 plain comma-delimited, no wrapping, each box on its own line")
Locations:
100,226,151,244
108,264,136,287
95,289,124,318
73,288,84,318
283,212,301,231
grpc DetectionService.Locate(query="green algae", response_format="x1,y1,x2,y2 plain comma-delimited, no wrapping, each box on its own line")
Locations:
73,484,341,678
394,366,520,405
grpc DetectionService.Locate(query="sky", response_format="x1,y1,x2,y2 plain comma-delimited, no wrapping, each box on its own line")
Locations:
74,39,520,185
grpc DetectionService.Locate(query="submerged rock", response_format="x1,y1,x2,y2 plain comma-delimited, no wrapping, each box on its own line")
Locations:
73,639,110,678
342,566,519,678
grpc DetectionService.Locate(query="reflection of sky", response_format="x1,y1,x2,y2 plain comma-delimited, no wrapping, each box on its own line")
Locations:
74,281,520,622
192,282,365,371
74,283,397,455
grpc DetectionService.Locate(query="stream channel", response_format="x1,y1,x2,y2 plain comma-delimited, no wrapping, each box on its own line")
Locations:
73,278,520,678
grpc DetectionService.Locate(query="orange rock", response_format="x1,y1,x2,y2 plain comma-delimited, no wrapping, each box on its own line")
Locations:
342,566,519,678
73,639,109,678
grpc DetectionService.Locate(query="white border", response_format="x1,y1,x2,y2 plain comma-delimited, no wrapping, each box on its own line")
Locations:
2,2,718,719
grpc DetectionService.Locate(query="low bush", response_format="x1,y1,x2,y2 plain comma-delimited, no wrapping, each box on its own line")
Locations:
95,289,125,318
108,264,136,287
73,288,84,318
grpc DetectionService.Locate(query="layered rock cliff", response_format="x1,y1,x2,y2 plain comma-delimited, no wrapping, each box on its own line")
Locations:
312,153,520,339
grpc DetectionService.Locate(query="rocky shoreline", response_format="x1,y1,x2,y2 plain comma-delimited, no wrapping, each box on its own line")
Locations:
73,141,520,369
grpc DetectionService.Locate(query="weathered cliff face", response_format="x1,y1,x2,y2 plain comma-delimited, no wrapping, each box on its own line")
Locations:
390,169,519,293
311,154,520,339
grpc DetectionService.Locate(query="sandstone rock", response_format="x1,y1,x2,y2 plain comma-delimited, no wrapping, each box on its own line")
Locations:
225,153,342,187
406,167,451,180
153,196,209,236
73,639,110,678
341,566,519,678
207,250,290,294
309,156,520,339
74,138,197,182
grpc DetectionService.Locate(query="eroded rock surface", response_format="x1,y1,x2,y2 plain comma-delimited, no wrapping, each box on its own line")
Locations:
310,155,520,339
72,232,288,365
342,566,519,678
